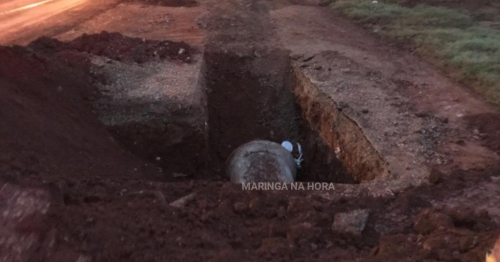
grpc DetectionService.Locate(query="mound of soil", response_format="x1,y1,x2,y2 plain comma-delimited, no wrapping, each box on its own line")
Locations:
31,168,499,262
29,31,195,64
0,45,145,184
0,37,179,260
0,32,197,184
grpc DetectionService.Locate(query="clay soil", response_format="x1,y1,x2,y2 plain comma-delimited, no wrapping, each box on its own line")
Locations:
1,0,500,262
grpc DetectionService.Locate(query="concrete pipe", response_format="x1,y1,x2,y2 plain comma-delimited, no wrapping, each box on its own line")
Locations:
226,140,297,183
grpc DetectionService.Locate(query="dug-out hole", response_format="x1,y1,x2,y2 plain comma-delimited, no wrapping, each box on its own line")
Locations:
203,48,356,183
95,47,361,183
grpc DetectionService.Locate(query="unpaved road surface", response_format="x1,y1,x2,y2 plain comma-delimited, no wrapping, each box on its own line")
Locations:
1,0,500,261
0,0,119,45
0,0,89,40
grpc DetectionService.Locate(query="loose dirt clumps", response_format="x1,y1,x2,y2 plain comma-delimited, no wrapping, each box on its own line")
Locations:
29,31,195,63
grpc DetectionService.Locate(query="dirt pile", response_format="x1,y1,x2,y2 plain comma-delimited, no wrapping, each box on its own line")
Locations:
0,32,197,185
29,31,195,64
30,169,498,262
0,34,195,260
0,45,159,185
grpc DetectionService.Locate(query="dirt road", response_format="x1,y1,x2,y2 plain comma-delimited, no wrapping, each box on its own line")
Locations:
0,0,87,39
0,0,120,45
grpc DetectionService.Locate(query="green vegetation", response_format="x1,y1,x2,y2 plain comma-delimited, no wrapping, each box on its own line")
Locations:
332,0,500,104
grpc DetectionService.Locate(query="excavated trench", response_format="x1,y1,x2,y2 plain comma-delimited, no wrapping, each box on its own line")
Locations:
97,48,388,184
203,49,357,183
201,48,388,183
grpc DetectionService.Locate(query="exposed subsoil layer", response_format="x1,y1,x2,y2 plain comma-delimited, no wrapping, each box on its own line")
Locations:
203,48,354,182
204,49,298,176
2,0,500,262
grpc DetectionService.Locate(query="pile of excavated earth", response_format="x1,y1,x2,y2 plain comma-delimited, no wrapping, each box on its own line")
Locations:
1,0,500,261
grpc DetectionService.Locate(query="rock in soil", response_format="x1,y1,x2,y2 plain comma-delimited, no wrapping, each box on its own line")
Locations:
169,192,197,208
332,209,370,236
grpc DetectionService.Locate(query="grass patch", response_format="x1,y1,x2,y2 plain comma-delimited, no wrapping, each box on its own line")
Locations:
332,0,500,105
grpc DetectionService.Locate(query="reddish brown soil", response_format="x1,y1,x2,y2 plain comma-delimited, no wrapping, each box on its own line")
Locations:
29,31,195,64
1,0,500,262
0,45,159,185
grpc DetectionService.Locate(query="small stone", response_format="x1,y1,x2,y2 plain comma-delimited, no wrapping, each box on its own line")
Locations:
361,109,369,114
303,55,315,62
173,173,188,178
332,209,370,235
169,192,196,208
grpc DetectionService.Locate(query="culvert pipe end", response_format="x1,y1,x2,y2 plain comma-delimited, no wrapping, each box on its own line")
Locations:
226,140,297,183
